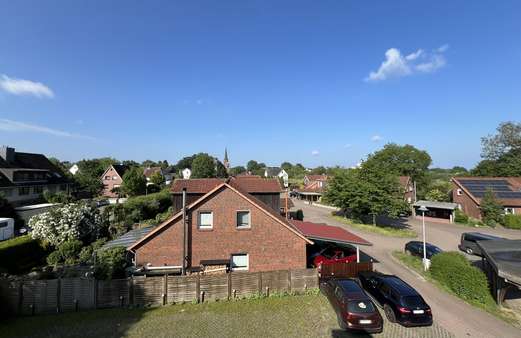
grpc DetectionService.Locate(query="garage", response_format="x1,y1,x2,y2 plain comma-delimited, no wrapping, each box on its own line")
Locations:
413,200,458,224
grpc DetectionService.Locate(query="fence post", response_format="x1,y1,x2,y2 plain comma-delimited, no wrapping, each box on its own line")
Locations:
227,272,232,300
287,270,292,293
258,272,262,295
196,275,201,303
163,274,168,306
129,277,134,307
56,278,61,313
94,279,98,309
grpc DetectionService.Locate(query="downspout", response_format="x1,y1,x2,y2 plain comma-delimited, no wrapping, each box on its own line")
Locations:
182,188,187,275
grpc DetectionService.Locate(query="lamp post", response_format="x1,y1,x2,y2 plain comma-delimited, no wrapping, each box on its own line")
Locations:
418,205,429,271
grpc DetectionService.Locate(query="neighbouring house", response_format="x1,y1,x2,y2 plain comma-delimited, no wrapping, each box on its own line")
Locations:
451,177,521,220
162,167,176,185
0,146,72,207
399,176,416,204
296,175,329,202
264,167,289,182
69,164,79,176
100,164,129,198
143,167,163,184
127,176,372,274
182,168,192,179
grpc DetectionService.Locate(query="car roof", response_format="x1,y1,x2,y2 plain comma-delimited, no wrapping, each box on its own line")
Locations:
407,241,440,249
381,276,419,296
333,279,367,297
464,232,502,240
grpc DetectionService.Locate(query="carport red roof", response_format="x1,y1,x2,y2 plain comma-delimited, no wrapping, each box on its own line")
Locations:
290,220,372,246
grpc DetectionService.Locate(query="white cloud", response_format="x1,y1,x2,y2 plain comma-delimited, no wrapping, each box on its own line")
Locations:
0,119,95,140
371,135,383,142
365,45,448,82
311,150,320,156
0,75,54,98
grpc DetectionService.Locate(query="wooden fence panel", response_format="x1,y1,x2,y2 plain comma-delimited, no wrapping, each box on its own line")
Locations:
96,279,130,308
199,274,228,301
291,268,318,291
230,272,259,298
167,275,197,304
133,276,164,306
319,262,373,279
261,270,289,294
21,280,59,315
0,280,21,315
60,278,95,312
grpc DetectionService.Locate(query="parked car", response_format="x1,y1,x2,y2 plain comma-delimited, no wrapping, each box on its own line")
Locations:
404,241,443,259
312,246,357,270
358,271,433,327
458,232,504,256
322,278,383,333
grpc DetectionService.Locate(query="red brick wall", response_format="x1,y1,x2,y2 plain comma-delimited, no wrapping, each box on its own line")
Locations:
101,167,123,198
452,182,481,219
135,187,308,272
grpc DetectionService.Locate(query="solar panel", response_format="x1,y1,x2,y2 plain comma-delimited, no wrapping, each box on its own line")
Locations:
496,192,521,199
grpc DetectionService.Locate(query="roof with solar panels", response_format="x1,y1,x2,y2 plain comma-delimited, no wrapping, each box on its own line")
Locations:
452,177,521,206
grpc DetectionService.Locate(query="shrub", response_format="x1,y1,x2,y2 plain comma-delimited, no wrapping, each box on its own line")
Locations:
0,235,50,274
430,252,492,305
503,214,521,229
43,191,73,204
46,240,83,266
78,238,107,264
94,246,127,280
454,209,469,224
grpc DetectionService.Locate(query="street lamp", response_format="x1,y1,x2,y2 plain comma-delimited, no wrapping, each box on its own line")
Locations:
418,205,429,271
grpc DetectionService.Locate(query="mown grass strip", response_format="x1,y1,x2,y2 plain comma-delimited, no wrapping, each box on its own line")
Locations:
331,215,417,238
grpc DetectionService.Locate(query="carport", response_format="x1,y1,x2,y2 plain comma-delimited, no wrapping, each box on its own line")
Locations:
290,220,372,263
413,200,458,224
477,239,521,306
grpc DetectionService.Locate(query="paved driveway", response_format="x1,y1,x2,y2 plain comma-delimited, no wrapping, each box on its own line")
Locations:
294,199,521,338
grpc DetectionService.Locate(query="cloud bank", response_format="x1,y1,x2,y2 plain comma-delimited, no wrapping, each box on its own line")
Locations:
0,75,54,98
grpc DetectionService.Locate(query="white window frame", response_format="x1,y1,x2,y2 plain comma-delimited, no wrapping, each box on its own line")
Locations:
231,253,249,271
457,189,462,196
198,211,213,230
505,207,515,215
236,210,251,229
112,176,118,180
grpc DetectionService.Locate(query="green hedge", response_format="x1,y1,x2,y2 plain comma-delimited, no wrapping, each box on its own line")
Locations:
503,214,521,229
454,209,469,224
430,252,493,305
0,235,50,274
106,190,172,227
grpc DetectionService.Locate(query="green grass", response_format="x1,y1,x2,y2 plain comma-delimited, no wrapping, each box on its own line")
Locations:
392,251,520,327
332,216,417,238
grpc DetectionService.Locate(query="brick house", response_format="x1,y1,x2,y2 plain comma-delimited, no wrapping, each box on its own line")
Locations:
451,177,521,219
296,175,329,202
100,164,129,198
0,146,71,207
399,176,415,204
129,178,312,273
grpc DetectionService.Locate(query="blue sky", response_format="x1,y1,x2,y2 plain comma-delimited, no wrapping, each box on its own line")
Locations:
0,1,520,169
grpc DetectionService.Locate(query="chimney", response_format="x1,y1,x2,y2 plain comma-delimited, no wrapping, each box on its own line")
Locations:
0,146,15,164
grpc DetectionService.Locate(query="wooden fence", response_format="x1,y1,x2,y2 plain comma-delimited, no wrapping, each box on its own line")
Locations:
0,268,318,317
319,261,373,280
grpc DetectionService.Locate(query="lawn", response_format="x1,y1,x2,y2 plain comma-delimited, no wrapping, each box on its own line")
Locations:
332,216,417,238
392,251,520,327
0,291,453,338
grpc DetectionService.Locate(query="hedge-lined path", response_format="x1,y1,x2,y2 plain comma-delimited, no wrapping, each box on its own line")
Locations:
295,199,521,338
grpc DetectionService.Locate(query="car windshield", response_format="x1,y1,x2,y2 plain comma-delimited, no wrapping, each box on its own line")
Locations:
401,296,426,308
428,246,442,254
347,300,375,313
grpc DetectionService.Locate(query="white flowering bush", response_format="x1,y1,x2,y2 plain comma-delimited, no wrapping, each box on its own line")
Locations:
29,203,102,247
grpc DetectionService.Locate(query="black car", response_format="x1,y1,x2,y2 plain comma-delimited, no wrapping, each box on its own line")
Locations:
321,278,383,333
458,232,504,256
358,271,432,327
404,241,443,259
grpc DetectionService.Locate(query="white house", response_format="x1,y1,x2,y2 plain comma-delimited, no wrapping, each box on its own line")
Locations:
69,164,79,175
182,168,192,179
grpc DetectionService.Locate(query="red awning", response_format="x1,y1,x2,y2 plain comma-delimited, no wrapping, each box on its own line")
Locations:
290,220,372,246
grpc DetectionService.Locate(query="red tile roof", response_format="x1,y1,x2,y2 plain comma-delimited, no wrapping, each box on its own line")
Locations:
171,177,281,194
290,220,372,246
399,176,411,188
143,167,162,178
306,175,328,182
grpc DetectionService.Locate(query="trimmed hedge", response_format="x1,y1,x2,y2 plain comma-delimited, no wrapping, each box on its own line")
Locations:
454,209,469,224
503,214,521,229
0,235,50,274
430,252,493,305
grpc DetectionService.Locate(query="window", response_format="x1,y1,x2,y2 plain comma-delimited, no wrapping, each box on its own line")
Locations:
505,207,515,215
34,186,44,194
18,187,31,195
104,175,111,180
231,254,248,271
198,211,213,229
0,221,8,228
457,189,462,196
113,176,118,180
236,211,251,229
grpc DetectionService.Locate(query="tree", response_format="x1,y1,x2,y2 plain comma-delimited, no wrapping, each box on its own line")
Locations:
120,167,147,196
215,160,228,178
480,189,504,227
75,157,118,196
191,153,217,178
94,246,128,280
472,148,521,177
425,189,449,202
149,171,164,186
281,162,293,171
229,166,246,176
176,155,197,171
29,202,102,247
247,160,262,173
481,121,521,160
309,166,327,175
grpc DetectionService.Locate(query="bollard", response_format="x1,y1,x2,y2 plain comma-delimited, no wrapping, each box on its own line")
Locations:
200,291,205,303
74,299,79,312
265,286,270,297
119,295,124,307
233,289,237,299
30,304,35,316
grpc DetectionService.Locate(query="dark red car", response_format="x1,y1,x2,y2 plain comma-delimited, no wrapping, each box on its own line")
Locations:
312,247,357,270
322,278,383,333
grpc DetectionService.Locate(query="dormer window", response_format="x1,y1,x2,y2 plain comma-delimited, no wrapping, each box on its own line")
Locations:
457,189,462,196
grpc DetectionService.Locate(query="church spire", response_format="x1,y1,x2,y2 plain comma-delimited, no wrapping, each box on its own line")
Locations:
223,147,230,170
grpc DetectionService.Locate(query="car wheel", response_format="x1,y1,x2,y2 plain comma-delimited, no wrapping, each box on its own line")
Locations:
405,249,412,255
465,247,473,255
384,304,396,323
337,313,348,330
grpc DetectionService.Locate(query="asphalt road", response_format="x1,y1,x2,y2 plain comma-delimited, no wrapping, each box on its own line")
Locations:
294,199,521,338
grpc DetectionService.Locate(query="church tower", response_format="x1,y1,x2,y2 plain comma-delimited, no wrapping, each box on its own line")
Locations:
223,147,230,172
